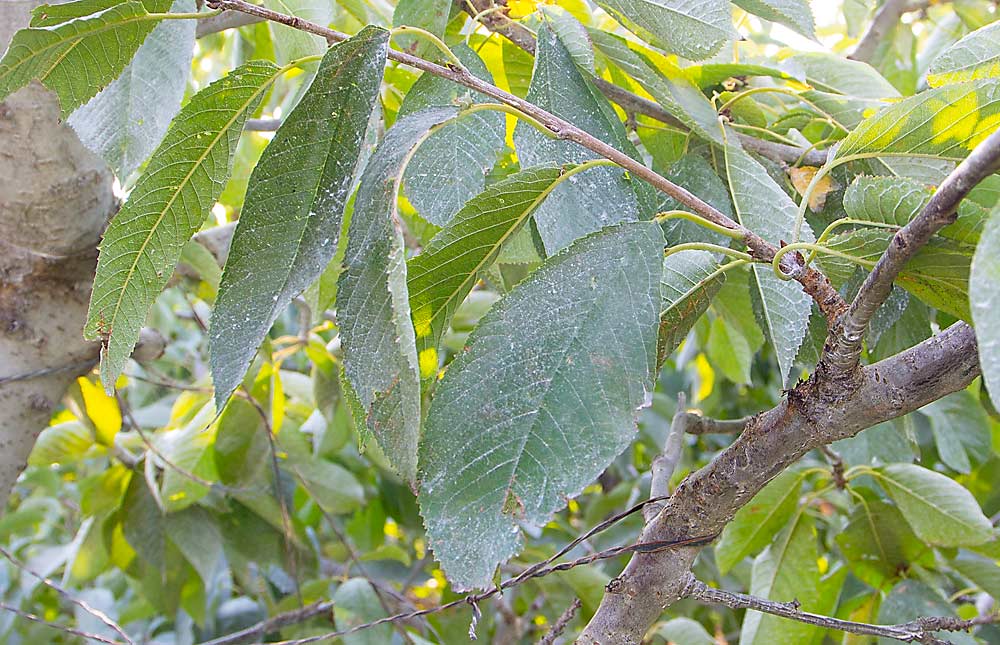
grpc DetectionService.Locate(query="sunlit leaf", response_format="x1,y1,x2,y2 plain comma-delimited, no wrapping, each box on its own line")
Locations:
408,165,568,380
972,206,1000,407
732,0,814,39
0,0,175,115
658,250,726,366
594,0,734,61
928,20,1000,86
85,61,282,391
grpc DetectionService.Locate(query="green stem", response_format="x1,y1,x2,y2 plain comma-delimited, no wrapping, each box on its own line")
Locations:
462,103,558,139
718,86,848,132
155,9,223,20
655,210,744,240
791,160,838,242
390,26,466,69
664,243,753,263
727,123,802,147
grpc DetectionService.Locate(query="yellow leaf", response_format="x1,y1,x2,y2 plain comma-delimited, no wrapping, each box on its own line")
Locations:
77,377,122,446
508,0,554,18
789,166,837,213
694,354,715,403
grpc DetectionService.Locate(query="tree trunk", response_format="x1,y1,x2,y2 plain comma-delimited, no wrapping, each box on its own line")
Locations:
0,0,114,507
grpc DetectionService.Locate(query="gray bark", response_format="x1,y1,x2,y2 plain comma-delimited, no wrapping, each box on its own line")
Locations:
0,1,114,507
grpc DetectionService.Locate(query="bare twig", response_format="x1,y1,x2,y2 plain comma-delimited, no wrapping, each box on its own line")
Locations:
196,601,333,645
848,0,909,62
0,546,134,645
0,601,126,645
537,598,582,645
686,577,997,644
205,0,845,320
645,393,687,521
824,126,1000,374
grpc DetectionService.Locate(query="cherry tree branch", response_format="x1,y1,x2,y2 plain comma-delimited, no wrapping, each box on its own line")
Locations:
580,321,981,643
195,9,262,37
824,126,1000,374
685,577,996,645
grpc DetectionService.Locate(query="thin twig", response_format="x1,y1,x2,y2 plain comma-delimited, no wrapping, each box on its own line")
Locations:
0,601,126,645
537,598,582,645
686,577,997,644
680,413,750,435
645,393,687,521
195,9,263,37
824,126,1000,374
0,546,134,645
205,0,846,321
196,601,333,645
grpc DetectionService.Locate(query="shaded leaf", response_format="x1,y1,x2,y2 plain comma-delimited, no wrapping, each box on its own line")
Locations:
877,580,978,645
658,250,726,366
333,578,391,645
716,468,803,574
419,222,663,590
338,106,460,482
399,44,505,227
67,0,195,180
210,28,388,409
408,165,567,379
514,24,643,253
972,207,1000,407
392,0,450,60
836,499,925,589
263,0,330,64
923,390,991,474
877,464,993,547
85,61,281,391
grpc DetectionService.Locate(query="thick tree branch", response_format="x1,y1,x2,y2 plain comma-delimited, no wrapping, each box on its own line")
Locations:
824,127,1000,374
195,9,262,37
580,322,981,643
685,577,995,644
207,0,845,320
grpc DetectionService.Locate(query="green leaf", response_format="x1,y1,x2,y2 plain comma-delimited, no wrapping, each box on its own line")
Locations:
877,463,994,547
732,0,814,39
289,457,364,515
723,134,814,385
514,24,643,253
263,0,331,64
923,390,991,474
333,578,391,645
338,106,459,482
835,79,1000,162
655,618,715,645
972,207,1000,407
213,398,268,486
210,29,388,409
594,0,734,61
157,402,218,511
539,6,594,72
928,21,1000,86
29,421,94,466
953,550,1000,598
589,30,723,145
685,62,800,90
0,0,173,115
408,165,567,380
392,0,451,59
85,60,281,391
164,507,225,585
418,222,663,590
67,0,194,179
657,154,734,245
708,316,753,384
819,228,973,321
783,52,898,130
832,420,915,465
658,250,726,366
715,468,804,574
843,175,987,246
740,511,820,645
399,44,505,227
836,499,925,589
877,580,978,645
